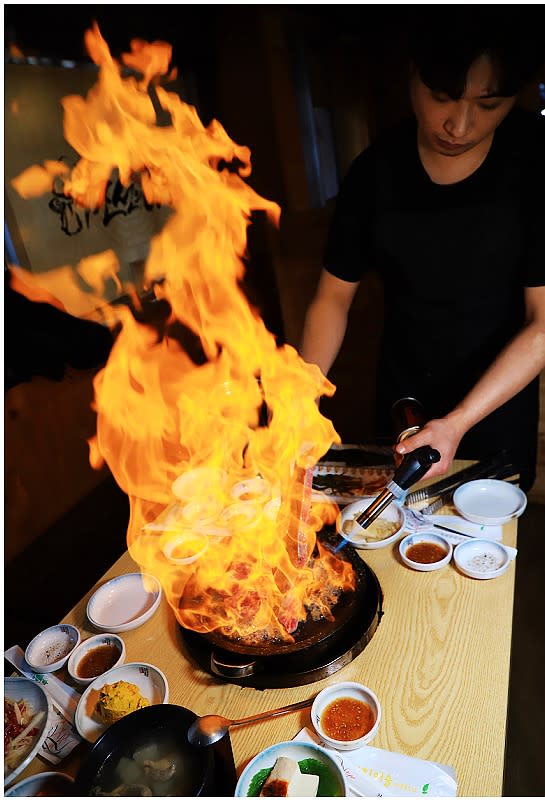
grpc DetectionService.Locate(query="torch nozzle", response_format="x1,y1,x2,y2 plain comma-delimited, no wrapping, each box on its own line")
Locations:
354,489,396,529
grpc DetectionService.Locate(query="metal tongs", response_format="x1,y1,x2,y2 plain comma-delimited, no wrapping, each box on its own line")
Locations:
353,445,441,530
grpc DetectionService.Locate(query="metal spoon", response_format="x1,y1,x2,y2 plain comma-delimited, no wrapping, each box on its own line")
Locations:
187,697,314,747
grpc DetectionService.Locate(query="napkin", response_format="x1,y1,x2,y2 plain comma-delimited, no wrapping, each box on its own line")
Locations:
294,727,457,797
404,508,503,540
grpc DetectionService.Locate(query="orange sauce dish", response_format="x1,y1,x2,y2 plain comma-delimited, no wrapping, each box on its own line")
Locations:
77,644,120,679
405,542,447,564
321,697,375,741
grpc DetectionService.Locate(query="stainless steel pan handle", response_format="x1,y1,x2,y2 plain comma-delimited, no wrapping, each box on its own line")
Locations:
210,651,259,679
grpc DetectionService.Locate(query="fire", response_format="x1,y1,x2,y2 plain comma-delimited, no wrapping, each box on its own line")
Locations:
12,24,356,642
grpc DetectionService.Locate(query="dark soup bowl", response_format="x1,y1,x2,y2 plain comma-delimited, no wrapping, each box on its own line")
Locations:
74,704,214,797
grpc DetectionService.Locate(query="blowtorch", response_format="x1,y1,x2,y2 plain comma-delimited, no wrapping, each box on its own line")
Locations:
353,397,441,531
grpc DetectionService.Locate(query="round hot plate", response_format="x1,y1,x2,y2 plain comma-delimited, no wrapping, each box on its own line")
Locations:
177,533,383,688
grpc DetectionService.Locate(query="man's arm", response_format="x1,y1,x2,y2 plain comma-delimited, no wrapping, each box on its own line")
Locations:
300,270,360,376
397,285,545,477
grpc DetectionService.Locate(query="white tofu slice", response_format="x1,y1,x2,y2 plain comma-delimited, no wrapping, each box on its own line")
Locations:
288,772,320,797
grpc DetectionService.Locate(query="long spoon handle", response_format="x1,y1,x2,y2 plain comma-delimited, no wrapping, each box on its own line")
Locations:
230,697,314,728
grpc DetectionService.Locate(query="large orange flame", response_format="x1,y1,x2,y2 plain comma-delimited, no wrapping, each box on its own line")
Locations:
12,24,355,642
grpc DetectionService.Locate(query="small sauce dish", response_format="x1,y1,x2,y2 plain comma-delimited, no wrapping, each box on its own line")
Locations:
67,633,126,686
24,624,80,673
453,538,512,580
399,532,453,572
311,680,381,751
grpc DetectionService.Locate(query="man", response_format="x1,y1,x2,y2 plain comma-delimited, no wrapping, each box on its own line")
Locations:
301,11,545,490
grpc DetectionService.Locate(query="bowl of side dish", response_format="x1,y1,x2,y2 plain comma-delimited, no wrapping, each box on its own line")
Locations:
337,496,406,549
235,740,347,797
67,633,126,686
4,677,52,788
311,681,381,751
74,662,169,743
399,532,453,572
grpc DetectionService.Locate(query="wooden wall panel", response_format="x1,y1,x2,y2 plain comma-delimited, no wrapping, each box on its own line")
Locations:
4,368,109,562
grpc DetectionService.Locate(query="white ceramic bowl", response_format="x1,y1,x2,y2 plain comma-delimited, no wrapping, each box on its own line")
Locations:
74,661,169,743
311,680,381,751
453,538,512,580
453,478,527,526
4,677,52,788
235,740,347,797
337,496,406,549
86,572,162,633
5,771,74,797
399,532,453,572
67,633,126,686
24,624,80,673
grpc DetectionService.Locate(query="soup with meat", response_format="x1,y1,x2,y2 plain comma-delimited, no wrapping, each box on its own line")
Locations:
90,738,201,797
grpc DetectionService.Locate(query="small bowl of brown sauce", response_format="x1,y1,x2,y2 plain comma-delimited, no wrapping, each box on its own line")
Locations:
67,633,125,686
399,531,453,572
311,680,381,751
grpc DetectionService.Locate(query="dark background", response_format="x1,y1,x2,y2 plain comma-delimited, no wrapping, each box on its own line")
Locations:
6,5,543,224
3,4,414,200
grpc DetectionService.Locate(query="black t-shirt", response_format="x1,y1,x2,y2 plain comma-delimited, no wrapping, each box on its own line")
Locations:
324,108,545,488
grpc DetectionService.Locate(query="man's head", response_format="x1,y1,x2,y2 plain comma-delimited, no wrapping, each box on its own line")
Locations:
408,8,544,100
407,9,544,156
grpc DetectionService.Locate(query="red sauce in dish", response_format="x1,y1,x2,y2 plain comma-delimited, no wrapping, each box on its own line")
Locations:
77,644,119,678
406,542,447,564
322,697,374,741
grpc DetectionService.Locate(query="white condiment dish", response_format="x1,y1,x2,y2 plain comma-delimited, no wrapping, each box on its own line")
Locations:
234,739,348,796
399,532,453,572
453,478,526,526
453,538,512,580
24,624,80,673
86,572,162,633
74,661,169,743
337,496,406,549
310,680,381,751
67,633,126,686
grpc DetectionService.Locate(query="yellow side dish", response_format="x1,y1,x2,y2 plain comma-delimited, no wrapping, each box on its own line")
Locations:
96,680,150,723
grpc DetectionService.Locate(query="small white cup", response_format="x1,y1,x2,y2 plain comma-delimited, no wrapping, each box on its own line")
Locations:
311,680,381,751
67,633,125,685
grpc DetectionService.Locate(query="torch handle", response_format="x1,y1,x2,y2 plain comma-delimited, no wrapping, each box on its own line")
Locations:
393,445,441,491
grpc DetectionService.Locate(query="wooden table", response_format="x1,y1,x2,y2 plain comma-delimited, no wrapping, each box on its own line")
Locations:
16,466,518,796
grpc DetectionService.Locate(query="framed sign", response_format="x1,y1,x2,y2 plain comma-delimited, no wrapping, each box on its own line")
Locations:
5,62,171,317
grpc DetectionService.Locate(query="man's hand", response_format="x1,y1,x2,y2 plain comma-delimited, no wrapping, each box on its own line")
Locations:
394,416,466,480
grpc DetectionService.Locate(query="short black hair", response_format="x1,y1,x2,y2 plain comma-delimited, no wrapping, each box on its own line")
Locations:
407,7,545,99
